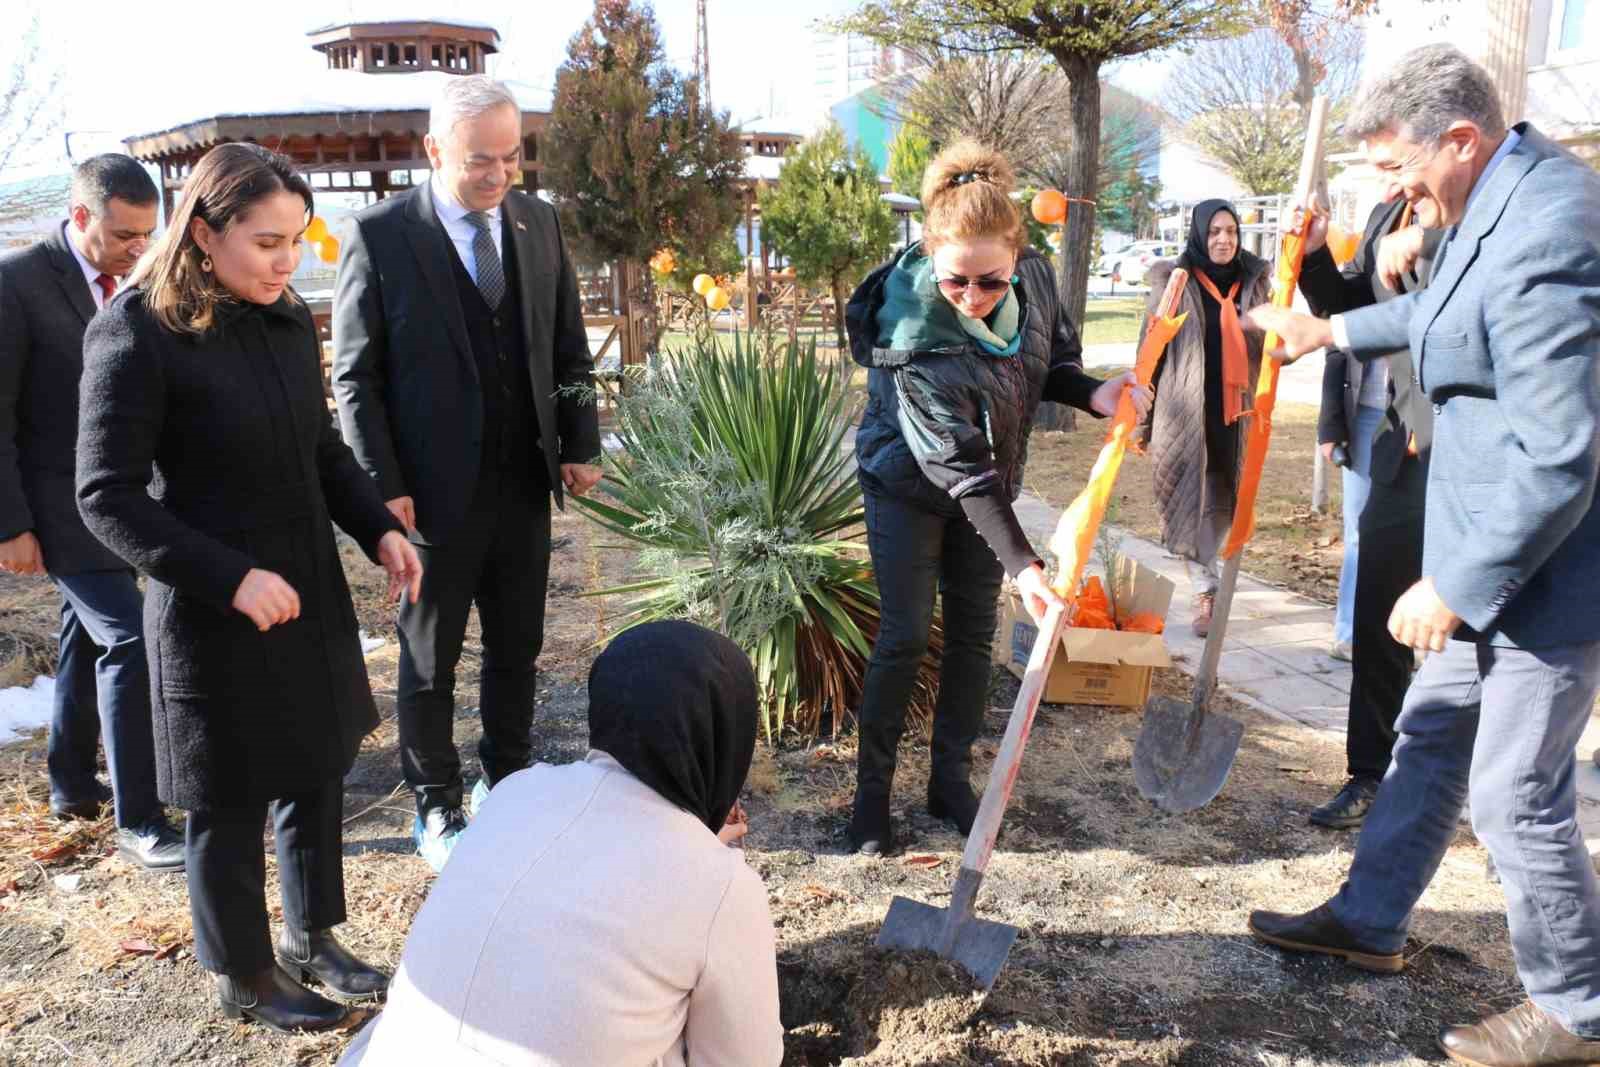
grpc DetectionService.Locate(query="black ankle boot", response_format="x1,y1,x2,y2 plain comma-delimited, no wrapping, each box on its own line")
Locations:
848,788,895,856
928,778,982,836
216,965,348,1032
275,926,391,1001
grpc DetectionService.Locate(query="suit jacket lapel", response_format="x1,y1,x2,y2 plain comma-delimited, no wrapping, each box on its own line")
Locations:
403,184,479,385
501,194,553,400
45,225,97,327
1414,127,1539,389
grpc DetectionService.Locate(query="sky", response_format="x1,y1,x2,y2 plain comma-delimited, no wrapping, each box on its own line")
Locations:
7,0,858,169
3,0,1183,176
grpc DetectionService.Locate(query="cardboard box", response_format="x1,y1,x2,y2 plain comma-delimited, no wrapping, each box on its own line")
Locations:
994,555,1175,708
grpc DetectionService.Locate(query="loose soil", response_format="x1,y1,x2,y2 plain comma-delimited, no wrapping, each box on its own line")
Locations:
0,438,1516,1067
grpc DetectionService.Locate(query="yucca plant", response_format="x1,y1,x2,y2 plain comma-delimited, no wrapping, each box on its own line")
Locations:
575,330,942,740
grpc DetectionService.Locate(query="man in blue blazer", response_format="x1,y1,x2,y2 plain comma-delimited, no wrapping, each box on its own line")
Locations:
1247,45,1600,1066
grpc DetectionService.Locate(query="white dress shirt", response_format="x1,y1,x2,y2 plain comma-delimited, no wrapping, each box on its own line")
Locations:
64,222,112,310
429,174,503,286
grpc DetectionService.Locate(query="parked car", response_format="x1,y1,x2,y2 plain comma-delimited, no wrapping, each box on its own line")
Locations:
1107,241,1179,287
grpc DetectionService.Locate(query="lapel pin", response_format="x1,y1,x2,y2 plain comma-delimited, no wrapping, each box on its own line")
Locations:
515,220,527,231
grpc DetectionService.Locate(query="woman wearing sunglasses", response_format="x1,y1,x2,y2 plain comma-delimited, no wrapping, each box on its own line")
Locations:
844,140,1150,854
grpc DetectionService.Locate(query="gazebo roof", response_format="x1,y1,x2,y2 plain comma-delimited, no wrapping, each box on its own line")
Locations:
124,71,552,161
305,16,501,37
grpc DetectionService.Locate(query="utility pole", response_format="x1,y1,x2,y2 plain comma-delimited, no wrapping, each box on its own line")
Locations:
693,0,711,108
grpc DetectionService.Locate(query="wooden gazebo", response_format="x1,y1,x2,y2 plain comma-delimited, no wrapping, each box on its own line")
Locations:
123,19,547,217
121,18,648,374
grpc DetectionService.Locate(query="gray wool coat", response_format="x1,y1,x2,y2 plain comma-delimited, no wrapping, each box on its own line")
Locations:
1137,257,1271,565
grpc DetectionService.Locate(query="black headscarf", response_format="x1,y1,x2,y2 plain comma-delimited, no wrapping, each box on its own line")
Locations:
1178,198,1244,290
587,620,758,832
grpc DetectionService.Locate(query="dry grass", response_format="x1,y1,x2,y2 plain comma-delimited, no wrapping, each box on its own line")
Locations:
1025,400,1347,604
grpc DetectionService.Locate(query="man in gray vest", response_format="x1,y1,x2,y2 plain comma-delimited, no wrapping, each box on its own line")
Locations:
1248,45,1600,1065
334,77,602,872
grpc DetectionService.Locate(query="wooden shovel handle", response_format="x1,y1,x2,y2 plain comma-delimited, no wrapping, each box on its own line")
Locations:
958,601,1068,878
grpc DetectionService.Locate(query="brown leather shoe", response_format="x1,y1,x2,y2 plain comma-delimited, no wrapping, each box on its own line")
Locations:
1192,593,1215,637
1439,1000,1600,1066
1248,903,1404,973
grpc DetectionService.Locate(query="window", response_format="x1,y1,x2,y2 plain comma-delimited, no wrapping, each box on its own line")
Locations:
1556,0,1593,52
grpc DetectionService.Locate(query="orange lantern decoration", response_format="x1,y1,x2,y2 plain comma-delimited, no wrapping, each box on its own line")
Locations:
306,216,330,243
649,248,677,274
1031,188,1067,225
317,236,340,265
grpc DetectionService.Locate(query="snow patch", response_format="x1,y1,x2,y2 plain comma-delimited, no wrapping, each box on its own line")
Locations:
0,676,55,745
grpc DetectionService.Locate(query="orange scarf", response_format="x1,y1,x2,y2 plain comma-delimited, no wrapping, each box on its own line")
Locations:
1192,271,1251,425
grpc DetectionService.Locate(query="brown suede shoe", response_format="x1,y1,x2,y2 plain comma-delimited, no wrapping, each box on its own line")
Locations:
1439,1000,1600,1066
1248,903,1404,974
1192,593,1215,637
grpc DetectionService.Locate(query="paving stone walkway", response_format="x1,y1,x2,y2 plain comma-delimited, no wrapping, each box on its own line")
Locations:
1008,492,1600,851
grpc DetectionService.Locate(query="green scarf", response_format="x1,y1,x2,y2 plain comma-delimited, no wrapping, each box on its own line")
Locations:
876,244,1021,357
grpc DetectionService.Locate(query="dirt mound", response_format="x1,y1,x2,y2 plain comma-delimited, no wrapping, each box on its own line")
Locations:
781,941,988,1065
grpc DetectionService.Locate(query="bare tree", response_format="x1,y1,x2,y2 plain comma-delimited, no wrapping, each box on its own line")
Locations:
0,11,64,179
874,41,1069,166
1165,25,1360,195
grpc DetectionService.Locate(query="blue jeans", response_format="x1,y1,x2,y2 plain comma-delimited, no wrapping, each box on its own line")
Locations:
1329,638,1600,1037
46,570,160,829
1334,404,1385,645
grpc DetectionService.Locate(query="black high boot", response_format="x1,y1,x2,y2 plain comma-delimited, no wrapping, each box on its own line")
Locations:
216,965,348,1032
275,926,391,1001
849,691,907,856
926,683,986,837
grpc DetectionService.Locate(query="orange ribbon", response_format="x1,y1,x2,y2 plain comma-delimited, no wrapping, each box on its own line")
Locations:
1192,271,1252,426
1046,273,1189,602
1220,223,1312,560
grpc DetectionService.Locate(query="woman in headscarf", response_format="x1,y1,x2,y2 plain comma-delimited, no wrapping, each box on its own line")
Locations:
338,620,783,1067
1139,200,1272,636
845,140,1151,856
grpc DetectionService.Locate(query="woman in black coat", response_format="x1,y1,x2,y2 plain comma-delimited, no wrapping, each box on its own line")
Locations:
844,141,1150,854
77,143,423,1032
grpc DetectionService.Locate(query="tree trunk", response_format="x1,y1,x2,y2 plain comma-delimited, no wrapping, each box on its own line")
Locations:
1036,52,1103,433
830,274,849,355
635,258,661,359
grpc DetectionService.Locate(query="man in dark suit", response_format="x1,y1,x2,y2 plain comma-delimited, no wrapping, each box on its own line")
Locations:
333,76,601,872
0,154,182,870
1248,45,1600,1065
1298,191,1440,829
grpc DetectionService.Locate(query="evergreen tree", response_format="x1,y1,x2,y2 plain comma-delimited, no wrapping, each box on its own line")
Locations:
543,0,747,352
758,124,897,352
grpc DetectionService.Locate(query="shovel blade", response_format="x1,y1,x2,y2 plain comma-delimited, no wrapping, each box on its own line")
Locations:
876,895,1020,991
1134,694,1244,813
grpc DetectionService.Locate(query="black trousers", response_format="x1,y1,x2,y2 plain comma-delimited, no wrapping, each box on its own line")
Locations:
185,778,345,976
855,489,1004,800
1346,454,1427,779
396,466,552,814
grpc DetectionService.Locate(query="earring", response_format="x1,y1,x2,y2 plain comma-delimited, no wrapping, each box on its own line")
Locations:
200,255,213,273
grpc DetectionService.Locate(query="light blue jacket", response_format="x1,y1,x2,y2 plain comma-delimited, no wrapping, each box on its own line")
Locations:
1343,123,1600,648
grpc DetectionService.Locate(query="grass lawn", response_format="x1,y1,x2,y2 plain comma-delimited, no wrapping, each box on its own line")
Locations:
1079,296,1146,346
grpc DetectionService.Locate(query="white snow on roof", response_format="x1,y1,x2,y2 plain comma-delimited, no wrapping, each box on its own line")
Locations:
126,71,552,142
306,15,500,36
737,114,818,138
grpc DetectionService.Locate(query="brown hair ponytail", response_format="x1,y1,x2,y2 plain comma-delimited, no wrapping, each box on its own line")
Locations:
919,140,1025,253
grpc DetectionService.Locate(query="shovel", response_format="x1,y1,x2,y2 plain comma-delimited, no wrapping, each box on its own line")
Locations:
1132,96,1331,814
877,599,1068,989
1132,553,1245,813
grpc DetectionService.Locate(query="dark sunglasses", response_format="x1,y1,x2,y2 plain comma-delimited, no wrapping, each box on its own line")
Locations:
935,272,1012,295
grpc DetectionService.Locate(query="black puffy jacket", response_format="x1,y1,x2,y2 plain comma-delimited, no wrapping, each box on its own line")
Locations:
848,245,1102,575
